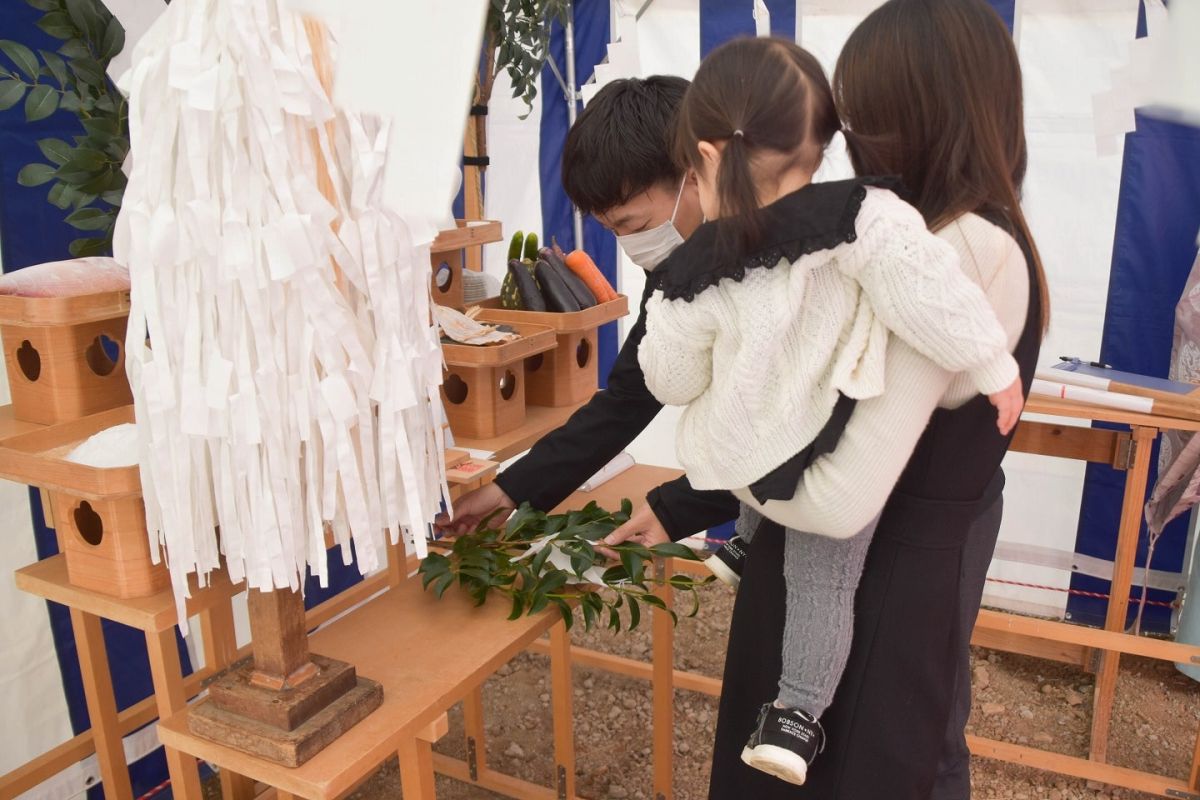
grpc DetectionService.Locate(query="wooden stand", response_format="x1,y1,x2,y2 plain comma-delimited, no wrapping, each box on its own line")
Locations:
431,220,503,309
188,587,383,768
0,292,132,425
475,296,629,408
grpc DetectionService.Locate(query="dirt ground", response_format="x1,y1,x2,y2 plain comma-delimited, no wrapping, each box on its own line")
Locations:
208,582,1200,800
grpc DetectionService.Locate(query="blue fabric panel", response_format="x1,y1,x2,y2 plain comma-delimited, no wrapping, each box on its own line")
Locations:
986,0,1016,32
1068,1,1200,630
539,2,618,386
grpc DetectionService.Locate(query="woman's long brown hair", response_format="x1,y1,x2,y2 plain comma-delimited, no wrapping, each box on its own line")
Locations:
834,0,1050,331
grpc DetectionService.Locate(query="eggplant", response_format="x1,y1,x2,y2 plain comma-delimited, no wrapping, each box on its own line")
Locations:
534,258,582,312
508,258,547,312
538,247,596,309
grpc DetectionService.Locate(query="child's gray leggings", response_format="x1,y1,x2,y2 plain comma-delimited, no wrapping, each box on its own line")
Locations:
735,503,879,716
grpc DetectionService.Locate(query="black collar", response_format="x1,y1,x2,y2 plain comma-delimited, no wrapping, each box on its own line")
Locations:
655,177,903,301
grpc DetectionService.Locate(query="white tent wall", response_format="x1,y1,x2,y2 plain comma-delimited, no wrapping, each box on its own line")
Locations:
481,0,1148,617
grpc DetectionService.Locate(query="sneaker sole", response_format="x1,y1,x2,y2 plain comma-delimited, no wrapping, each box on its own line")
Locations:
704,554,741,588
741,744,809,786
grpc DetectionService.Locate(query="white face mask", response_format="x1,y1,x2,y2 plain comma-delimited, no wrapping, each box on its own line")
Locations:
615,178,687,271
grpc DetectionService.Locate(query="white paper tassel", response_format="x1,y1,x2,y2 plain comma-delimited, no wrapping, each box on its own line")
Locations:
115,0,449,622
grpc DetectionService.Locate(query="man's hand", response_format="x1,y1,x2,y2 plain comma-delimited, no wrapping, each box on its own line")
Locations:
988,377,1025,436
434,482,516,537
597,501,670,560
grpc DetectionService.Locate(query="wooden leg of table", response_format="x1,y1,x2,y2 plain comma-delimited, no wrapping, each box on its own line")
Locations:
145,627,205,800
550,620,576,800
219,771,258,800
1090,426,1156,763
199,600,239,670
1190,722,1200,790
398,737,437,799
388,539,407,588
69,609,134,800
463,684,487,781
652,559,675,800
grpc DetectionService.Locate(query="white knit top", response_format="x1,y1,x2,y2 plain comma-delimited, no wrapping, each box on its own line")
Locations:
638,186,1019,492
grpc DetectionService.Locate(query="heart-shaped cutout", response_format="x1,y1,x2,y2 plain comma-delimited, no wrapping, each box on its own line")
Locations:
576,338,592,369
85,335,120,377
499,370,517,401
73,501,104,546
444,373,469,405
16,340,41,381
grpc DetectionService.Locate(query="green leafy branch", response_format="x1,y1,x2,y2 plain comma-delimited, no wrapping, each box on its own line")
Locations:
484,0,570,119
419,500,714,632
1,0,128,258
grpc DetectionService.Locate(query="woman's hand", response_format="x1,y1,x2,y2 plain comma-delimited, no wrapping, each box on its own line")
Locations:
988,377,1025,436
597,502,670,560
434,482,515,537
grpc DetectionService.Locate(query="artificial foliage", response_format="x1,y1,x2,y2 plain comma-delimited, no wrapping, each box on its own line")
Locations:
419,501,715,632
1,0,128,257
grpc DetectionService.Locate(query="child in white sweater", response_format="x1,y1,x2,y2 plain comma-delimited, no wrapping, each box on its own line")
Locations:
637,38,1024,786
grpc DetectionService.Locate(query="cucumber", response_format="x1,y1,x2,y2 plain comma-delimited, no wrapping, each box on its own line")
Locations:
507,231,525,262
508,259,547,312
540,248,596,308
534,259,581,312
522,233,539,263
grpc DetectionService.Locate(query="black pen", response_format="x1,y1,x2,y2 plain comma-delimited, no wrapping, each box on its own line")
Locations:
1060,356,1112,370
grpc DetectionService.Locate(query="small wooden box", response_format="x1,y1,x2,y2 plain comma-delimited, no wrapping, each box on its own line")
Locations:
475,296,629,408
0,291,132,425
0,406,168,598
441,323,556,440
430,250,465,310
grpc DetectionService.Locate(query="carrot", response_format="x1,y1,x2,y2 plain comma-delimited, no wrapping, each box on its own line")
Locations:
563,249,617,304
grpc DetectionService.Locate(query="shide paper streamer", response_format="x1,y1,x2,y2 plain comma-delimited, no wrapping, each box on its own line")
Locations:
114,0,453,621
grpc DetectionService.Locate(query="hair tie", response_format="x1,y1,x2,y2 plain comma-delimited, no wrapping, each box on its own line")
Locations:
732,129,744,138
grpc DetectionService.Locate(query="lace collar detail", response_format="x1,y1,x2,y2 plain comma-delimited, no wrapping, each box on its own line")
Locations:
654,177,903,302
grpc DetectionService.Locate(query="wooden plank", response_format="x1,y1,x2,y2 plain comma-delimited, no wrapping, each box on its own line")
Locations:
16,555,241,633
441,323,557,368
397,738,436,800
1091,424,1157,763
652,559,675,800
1009,420,1124,466
1025,394,1200,432
454,401,587,462
145,627,205,800
158,578,563,800
968,735,1194,797
549,621,576,800
69,609,134,800
0,290,130,327
0,406,139,497
199,597,240,671
524,639,722,697
474,295,630,335
1190,723,1200,791
974,609,1200,664
433,753,562,800
970,625,1088,667
431,220,504,254
0,404,43,442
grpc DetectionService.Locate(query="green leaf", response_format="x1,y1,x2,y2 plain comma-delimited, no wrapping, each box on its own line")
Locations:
0,40,40,80
608,606,621,632
581,599,596,631
76,168,115,195
0,80,26,111
621,498,633,517
528,590,549,615
601,565,628,584
39,49,68,87
68,236,109,257
507,592,525,620
36,12,76,40
641,593,667,611
69,57,105,89
620,550,645,586
70,190,96,210
554,598,573,630
47,182,71,209
651,542,702,561
628,596,641,630
58,90,80,112
17,162,56,187
530,543,553,575
100,16,124,60
57,39,90,59
433,571,455,598
28,0,63,10
62,146,106,172
65,0,102,42
81,115,117,138
37,137,72,165
66,206,112,231
100,188,123,206
24,84,58,121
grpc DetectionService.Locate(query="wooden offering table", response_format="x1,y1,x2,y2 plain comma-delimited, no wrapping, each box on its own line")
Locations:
158,570,578,800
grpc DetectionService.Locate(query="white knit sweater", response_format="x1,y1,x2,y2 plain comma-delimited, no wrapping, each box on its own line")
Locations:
732,212,1031,537
638,188,1019,492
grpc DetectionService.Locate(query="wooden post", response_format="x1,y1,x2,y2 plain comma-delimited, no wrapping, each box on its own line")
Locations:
462,121,484,271
550,621,576,800
652,559,675,800
247,588,319,690
463,685,488,782
69,609,134,800
145,627,205,800
1089,425,1156,763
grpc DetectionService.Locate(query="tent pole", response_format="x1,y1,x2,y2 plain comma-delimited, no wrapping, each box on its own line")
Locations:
564,2,585,250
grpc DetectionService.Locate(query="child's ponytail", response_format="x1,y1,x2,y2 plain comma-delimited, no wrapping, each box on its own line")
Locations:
674,38,840,260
